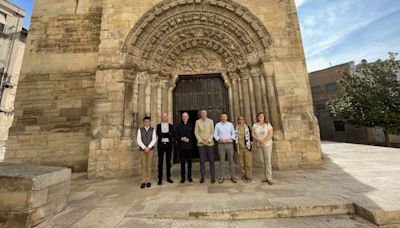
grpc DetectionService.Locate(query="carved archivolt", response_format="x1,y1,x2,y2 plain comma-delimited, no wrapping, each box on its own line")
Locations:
123,0,272,75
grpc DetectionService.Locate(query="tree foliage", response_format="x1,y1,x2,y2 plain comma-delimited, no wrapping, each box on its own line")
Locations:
329,53,400,134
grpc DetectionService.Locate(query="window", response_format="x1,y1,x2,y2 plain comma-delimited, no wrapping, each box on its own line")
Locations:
315,103,326,111
326,82,337,91
0,12,6,33
334,121,345,131
311,85,321,94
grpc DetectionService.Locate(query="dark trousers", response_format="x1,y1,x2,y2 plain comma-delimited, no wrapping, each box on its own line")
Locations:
199,145,215,178
180,149,193,179
158,143,172,181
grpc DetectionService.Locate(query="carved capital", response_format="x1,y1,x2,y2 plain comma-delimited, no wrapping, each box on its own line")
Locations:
239,68,250,80
135,71,148,85
250,66,262,78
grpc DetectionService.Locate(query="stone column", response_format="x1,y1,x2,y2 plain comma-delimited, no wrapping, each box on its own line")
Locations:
157,80,164,120
161,79,168,113
238,79,244,119
144,82,151,117
131,82,139,135
260,72,271,121
239,68,252,125
230,71,240,122
247,68,257,123
250,66,264,115
123,83,133,137
228,86,234,121
137,72,147,127
167,82,174,123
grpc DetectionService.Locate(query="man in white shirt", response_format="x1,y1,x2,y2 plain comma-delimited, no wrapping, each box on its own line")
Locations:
137,116,157,189
156,113,175,185
214,113,237,183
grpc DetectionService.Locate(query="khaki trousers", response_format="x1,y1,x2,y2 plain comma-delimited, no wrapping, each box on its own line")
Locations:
141,150,153,183
258,145,272,181
237,146,253,178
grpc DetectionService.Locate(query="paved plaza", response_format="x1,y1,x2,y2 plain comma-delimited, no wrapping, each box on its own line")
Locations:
35,142,400,227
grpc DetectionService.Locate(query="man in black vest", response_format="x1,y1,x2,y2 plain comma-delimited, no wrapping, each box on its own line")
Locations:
137,116,157,189
156,112,175,185
175,112,194,183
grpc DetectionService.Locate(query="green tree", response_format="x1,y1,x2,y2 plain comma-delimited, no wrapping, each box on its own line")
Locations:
329,53,400,135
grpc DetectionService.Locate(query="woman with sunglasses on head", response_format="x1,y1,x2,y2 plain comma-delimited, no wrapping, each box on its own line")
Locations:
252,112,274,185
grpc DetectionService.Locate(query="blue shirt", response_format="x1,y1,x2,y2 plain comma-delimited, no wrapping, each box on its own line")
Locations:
214,121,236,142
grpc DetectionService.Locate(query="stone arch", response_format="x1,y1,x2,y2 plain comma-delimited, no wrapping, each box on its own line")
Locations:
122,0,273,75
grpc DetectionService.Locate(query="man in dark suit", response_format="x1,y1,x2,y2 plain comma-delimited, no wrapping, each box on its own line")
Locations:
175,112,195,183
156,112,175,185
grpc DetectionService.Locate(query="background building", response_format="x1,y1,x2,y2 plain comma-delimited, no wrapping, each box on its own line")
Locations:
0,0,26,161
309,62,400,147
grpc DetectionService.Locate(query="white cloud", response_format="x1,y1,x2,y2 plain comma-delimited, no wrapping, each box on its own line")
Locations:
298,0,400,72
295,0,308,7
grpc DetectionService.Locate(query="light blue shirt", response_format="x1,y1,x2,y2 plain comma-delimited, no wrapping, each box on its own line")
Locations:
214,121,236,142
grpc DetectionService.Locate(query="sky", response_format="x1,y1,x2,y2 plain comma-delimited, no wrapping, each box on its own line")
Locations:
8,0,400,72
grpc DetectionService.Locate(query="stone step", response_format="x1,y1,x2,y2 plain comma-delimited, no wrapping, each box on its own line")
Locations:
116,215,376,228
126,203,355,221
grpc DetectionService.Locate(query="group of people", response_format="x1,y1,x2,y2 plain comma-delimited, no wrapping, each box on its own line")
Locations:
136,110,274,189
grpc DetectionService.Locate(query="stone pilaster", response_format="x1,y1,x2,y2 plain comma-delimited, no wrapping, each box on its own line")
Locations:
261,63,281,130
123,83,133,137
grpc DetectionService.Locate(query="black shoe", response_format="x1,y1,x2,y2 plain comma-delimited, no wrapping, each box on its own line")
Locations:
158,180,162,185
180,179,185,184
200,177,205,183
140,183,146,189
146,182,151,188
167,178,174,184
211,177,216,184
188,178,193,182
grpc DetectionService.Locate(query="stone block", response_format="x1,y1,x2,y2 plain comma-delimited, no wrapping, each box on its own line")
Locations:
0,163,71,227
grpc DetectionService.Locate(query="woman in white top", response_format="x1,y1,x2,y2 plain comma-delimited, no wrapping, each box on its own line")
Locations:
252,112,274,185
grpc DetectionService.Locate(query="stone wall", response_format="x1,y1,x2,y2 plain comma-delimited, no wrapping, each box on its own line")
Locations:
5,0,103,172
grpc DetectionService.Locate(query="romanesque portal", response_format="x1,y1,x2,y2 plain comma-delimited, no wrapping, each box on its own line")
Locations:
6,0,321,178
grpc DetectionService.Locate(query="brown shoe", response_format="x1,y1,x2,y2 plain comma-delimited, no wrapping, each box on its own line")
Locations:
218,177,224,184
231,177,237,183
267,180,274,185
200,177,205,184
241,175,246,181
246,177,252,183
211,177,216,184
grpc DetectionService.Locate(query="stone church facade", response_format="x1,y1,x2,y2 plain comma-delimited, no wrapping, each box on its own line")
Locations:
5,0,322,178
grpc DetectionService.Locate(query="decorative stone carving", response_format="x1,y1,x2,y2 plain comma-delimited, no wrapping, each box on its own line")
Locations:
123,0,272,75
174,49,225,74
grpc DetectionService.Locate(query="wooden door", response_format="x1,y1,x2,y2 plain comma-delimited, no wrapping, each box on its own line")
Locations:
173,74,229,163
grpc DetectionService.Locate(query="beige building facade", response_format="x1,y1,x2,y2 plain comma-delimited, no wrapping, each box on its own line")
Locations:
0,0,26,161
309,62,400,148
5,0,322,178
